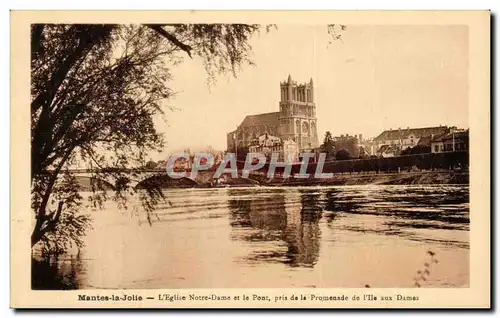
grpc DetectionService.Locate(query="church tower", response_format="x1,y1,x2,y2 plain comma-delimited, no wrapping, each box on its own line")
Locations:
278,75,319,150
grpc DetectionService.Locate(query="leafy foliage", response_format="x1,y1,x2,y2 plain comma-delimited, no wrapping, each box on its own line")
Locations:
160,24,261,85
320,131,335,159
335,149,351,161
31,23,268,253
31,23,346,254
401,145,432,155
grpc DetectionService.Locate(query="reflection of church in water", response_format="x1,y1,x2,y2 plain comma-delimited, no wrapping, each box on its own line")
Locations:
228,190,322,268
227,75,320,158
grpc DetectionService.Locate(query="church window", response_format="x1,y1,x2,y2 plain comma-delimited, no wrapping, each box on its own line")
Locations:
302,122,310,135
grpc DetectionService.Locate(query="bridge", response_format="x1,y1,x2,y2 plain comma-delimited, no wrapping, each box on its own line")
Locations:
58,152,468,190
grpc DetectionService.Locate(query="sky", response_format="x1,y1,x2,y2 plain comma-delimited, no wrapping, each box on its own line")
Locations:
151,25,468,161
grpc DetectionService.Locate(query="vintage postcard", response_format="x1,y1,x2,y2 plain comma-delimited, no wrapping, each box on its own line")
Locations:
11,10,490,309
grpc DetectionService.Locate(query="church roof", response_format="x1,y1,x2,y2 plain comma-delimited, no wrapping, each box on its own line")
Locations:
239,112,280,128
374,126,449,142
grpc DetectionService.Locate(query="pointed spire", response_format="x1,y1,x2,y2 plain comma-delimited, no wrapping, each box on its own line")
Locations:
287,74,292,83
309,77,314,85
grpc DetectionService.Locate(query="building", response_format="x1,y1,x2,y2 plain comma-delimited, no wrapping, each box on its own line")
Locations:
431,130,469,153
227,75,319,155
373,126,451,157
377,144,399,158
359,139,376,156
357,135,379,157
248,133,281,156
332,134,360,158
166,155,191,172
282,139,300,163
248,133,299,163
227,112,280,152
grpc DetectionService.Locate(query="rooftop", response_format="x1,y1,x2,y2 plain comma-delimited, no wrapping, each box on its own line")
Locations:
374,126,450,142
432,130,469,142
239,112,280,128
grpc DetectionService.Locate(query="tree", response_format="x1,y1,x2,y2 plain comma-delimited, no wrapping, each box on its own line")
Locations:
320,131,335,160
30,24,268,253
236,146,250,163
335,149,351,161
401,145,431,155
145,160,158,170
31,23,346,253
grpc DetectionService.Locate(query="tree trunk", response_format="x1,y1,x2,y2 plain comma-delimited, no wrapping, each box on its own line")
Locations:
31,201,63,247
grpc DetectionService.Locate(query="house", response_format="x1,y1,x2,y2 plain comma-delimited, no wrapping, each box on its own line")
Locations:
248,133,282,154
332,134,360,158
431,130,469,153
374,126,451,156
248,133,299,163
358,137,377,156
416,135,434,147
166,156,191,172
377,144,399,158
282,139,300,163
155,160,167,169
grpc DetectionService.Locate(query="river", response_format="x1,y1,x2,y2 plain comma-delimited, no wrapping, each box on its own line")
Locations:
32,185,469,289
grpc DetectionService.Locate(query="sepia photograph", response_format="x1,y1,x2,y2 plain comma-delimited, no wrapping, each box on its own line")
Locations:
10,10,490,309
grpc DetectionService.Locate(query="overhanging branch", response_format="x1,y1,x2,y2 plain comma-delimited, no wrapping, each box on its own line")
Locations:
145,24,193,58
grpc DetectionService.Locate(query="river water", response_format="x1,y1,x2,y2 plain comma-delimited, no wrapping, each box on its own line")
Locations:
32,185,469,289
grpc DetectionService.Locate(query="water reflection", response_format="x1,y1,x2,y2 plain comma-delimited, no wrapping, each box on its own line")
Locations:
289,190,322,267
320,185,469,248
321,186,468,231
323,188,357,223
32,185,470,289
32,253,84,290
228,189,322,268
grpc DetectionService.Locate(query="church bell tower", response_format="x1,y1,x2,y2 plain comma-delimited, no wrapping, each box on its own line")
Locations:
279,75,319,150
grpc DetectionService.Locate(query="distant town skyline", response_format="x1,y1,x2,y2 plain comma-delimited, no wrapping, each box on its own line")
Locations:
150,24,468,160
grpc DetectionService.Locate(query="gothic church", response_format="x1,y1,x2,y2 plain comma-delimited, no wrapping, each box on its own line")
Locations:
227,75,319,153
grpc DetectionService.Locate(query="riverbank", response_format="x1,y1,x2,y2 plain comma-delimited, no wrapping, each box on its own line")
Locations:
232,171,469,187
73,170,469,190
